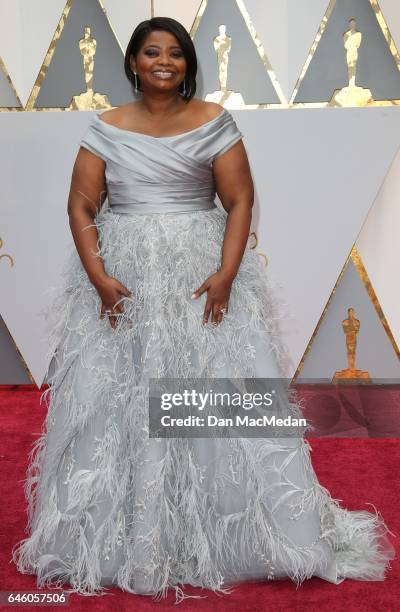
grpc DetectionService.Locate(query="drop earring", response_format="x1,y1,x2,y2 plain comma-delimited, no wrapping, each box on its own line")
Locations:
133,71,138,92
180,78,186,97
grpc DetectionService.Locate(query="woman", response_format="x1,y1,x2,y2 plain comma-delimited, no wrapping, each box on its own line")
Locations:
12,17,395,603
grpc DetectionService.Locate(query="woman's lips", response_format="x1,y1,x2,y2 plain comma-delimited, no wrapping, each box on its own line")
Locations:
152,71,176,79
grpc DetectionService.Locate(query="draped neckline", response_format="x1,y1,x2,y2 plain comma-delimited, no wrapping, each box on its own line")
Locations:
94,108,228,141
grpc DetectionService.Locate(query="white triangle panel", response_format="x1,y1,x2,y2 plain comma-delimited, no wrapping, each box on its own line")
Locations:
154,0,202,32
102,0,151,52
356,144,400,352
232,107,400,374
244,0,330,103
0,0,66,108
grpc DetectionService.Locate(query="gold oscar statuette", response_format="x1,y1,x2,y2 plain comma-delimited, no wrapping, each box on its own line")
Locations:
68,26,111,110
332,307,371,383
330,18,373,107
205,25,245,108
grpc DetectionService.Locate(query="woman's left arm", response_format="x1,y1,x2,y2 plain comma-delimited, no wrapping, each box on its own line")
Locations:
191,140,254,326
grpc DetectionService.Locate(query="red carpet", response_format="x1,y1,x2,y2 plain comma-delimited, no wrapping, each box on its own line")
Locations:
1,387,398,611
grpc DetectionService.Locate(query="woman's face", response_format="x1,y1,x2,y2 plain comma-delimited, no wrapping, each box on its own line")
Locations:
130,29,187,94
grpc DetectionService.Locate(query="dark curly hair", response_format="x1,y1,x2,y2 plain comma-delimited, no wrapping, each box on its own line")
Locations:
124,17,197,101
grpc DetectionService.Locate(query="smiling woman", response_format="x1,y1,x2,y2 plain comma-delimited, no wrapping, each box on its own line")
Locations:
12,15,395,606
102,23,219,137
124,17,197,101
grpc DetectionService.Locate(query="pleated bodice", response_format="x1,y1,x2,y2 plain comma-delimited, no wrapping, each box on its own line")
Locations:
79,108,243,215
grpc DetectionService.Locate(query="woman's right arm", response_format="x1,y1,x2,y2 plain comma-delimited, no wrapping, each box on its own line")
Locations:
67,148,132,329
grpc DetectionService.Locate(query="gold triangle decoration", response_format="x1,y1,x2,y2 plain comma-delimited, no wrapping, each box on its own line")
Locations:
290,0,335,107
0,57,22,111
190,0,287,107
292,245,399,383
351,247,399,358
25,0,123,111
25,0,73,111
290,0,400,107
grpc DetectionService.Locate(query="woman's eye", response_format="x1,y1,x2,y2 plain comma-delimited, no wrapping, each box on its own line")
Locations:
143,49,183,58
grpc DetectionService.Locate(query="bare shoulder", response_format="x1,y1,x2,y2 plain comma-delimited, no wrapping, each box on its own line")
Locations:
201,100,225,119
98,102,137,128
188,99,225,121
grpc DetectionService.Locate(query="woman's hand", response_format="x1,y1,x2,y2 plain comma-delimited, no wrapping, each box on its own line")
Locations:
93,275,133,329
191,270,234,326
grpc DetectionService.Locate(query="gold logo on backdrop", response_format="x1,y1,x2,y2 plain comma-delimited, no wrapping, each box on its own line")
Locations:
291,0,400,107
0,237,14,267
248,231,268,266
23,0,121,111
68,26,111,110
292,247,399,384
205,24,245,107
330,19,373,107
192,0,287,108
333,307,371,382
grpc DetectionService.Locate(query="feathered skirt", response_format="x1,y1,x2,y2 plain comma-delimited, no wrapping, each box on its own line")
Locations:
11,205,395,603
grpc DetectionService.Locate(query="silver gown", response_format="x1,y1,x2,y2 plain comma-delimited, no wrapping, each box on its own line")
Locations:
12,109,395,603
